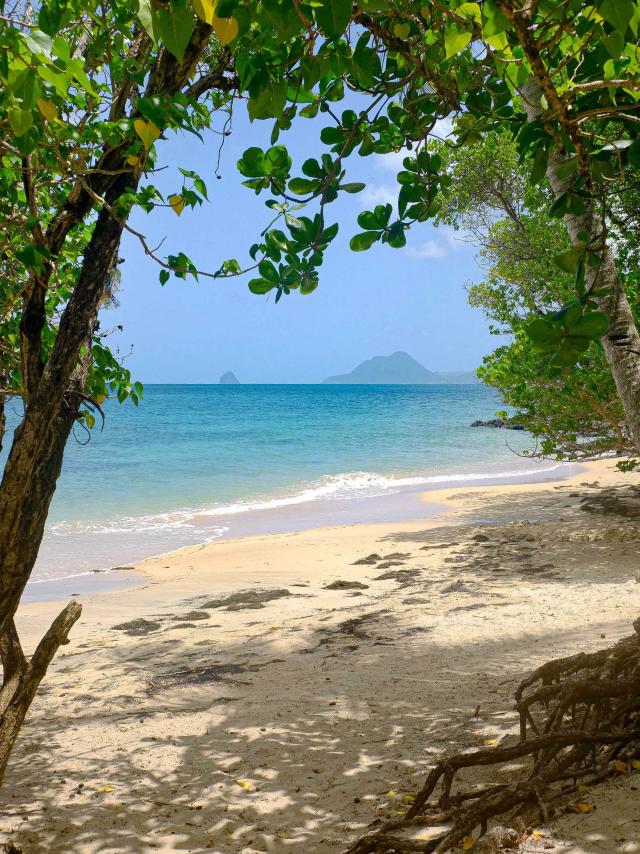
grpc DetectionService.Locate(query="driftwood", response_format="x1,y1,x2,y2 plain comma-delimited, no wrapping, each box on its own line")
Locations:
0,601,82,786
345,617,640,853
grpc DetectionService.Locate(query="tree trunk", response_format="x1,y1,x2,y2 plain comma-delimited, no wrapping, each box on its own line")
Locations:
0,23,217,789
521,81,640,454
0,198,128,636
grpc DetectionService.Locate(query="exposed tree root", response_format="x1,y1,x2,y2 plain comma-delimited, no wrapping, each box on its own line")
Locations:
345,617,640,853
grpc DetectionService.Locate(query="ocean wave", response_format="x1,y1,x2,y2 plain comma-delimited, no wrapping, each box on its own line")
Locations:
47,463,568,537
50,510,228,539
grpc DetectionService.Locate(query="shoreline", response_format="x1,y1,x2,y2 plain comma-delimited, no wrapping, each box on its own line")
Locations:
24,458,582,605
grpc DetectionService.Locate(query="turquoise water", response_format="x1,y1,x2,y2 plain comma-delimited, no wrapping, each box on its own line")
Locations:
2,384,566,589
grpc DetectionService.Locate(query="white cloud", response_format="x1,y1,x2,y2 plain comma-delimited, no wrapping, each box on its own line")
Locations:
360,182,397,210
405,228,460,261
377,148,411,173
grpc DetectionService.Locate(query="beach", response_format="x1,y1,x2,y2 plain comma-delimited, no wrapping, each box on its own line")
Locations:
3,457,640,853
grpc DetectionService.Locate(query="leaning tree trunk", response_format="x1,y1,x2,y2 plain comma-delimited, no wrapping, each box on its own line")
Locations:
0,24,218,789
0,194,130,788
518,91,640,453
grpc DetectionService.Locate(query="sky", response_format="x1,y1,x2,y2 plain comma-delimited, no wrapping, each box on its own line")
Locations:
106,98,500,384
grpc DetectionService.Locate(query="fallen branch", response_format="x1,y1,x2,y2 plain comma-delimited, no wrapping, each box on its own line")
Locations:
0,601,82,786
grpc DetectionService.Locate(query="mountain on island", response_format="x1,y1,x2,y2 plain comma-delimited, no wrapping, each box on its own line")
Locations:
322,351,477,385
219,371,240,385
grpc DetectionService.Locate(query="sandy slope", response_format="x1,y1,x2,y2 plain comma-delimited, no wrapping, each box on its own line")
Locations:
2,459,640,853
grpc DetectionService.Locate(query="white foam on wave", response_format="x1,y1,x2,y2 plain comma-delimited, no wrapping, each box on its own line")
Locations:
195,463,567,518
195,471,421,517
50,509,228,538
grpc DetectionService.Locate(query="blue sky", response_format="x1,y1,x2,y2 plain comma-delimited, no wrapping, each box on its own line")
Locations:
107,100,499,383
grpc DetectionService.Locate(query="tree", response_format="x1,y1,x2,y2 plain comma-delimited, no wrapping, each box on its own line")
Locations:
0,0,251,783
433,131,638,459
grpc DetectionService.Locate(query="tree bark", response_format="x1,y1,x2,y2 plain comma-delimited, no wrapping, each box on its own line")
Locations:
520,81,640,454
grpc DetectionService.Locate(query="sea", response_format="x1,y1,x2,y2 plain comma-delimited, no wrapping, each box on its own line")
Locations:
1,384,574,601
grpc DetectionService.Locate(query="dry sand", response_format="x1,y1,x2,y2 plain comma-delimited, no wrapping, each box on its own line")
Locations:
2,458,640,853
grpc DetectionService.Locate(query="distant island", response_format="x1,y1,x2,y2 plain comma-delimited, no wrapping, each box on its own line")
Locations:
219,371,240,385
322,351,478,384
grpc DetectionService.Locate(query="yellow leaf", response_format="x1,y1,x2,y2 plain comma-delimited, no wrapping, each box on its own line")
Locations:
193,0,238,44
631,760,640,770
37,98,58,122
168,194,185,216
212,14,238,44
531,830,543,840
194,0,214,22
97,785,113,793
496,688,509,696
133,118,160,149
235,778,253,791
126,154,139,166
402,794,415,804
95,393,107,404
615,760,628,772
566,802,594,814
483,738,497,746
462,836,476,849
386,790,397,798
577,783,589,793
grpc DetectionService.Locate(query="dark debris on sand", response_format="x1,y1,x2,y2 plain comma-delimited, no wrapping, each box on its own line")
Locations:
201,589,291,611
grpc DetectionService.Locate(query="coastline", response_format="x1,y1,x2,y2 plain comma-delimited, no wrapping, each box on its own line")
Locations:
23,458,581,605
6,457,640,854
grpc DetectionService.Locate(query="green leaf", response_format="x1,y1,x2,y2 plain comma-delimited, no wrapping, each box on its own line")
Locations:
136,0,159,41
386,221,407,248
341,182,365,193
350,231,380,251
11,69,39,111
302,158,323,178
155,5,194,61
288,177,321,195
23,29,53,57
526,317,562,346
549,192,569,218
137,96,168,128
570,311,609,339
481,0,510,36
444,24,472,58
598,0,634,35
248,78,287,121
554,247,584,275
529,146,548,185
248,278,275,294
315,0,352,37
258,259,279,283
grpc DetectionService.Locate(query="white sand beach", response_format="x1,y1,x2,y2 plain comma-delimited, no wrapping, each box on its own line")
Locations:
3,458,640,853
